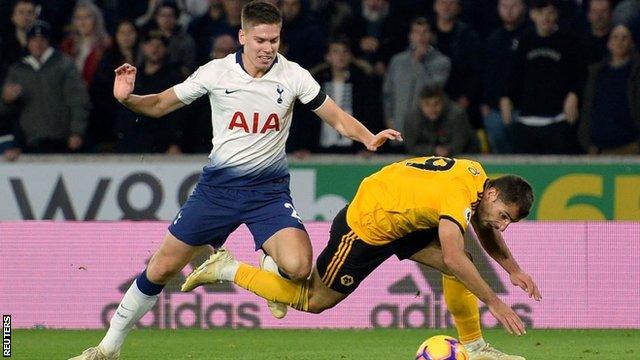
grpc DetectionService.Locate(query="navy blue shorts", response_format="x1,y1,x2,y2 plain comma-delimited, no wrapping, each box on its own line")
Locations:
168,179,306,250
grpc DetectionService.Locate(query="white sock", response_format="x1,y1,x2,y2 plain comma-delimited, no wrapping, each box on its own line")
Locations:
219,260,240,281
99,280,159,354
463,337,487,352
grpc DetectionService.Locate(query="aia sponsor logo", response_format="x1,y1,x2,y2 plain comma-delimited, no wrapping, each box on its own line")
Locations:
228,112,280,133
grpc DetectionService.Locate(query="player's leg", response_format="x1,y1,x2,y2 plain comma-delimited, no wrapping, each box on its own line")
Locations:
69,233,205,360
226,206,360,313
244,189,312,318
259,228,312,318
312,205,395,310
71,183,239,360
261,227,312,281
181,248,342,312
403,235,525,360
99,233,204,352
405,241,483,345
182,205,388,314
234,263,345,313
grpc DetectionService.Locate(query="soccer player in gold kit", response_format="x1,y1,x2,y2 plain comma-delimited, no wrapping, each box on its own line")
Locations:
182,156,542,360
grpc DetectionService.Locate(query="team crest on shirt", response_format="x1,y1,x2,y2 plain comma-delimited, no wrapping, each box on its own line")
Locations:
341,275,354,286
464,208,472,224
467,166,479,176
276,84,284,104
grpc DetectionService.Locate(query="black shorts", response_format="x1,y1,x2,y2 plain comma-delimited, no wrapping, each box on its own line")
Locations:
316,205,438,295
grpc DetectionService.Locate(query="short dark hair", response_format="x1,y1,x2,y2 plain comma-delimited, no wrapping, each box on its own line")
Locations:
156,1,180,17
327,35,352,52
26,20,52,41
411,17,432,30
14,0,36,8
487,175,534,219
241,1,282,29
419,86,445,100
529,0,558,10
142,29,169,46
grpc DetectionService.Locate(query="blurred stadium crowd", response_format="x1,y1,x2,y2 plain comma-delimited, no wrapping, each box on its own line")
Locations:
0,0,639,161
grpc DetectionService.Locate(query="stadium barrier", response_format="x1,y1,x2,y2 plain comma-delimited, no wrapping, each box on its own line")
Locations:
1,154,639,221
1,221,638,329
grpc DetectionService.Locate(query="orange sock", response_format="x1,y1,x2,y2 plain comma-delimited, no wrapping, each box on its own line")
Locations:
234,263,309,311
443,274,482,343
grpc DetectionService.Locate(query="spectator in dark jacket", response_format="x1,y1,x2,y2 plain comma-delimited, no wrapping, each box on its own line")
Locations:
0,0,37,79
87,19,140,152
280,0,326,69
579,24,640,154
350,0,402,75
0,0,37,161
143,1,196,76
481,0,528,153
583,0,613,64
188,1,240,66
383,17,451,150
0,21,89,154
432,0,483,128
500,0,587,154
115,31,186,154
404,86,478,156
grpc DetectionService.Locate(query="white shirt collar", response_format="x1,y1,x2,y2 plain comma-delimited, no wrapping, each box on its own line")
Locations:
22,47,54,71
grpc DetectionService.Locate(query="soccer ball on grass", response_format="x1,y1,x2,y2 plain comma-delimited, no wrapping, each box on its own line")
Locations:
415,335,469,360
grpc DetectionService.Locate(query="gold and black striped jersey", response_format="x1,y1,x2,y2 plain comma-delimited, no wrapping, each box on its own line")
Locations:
345,156,488,246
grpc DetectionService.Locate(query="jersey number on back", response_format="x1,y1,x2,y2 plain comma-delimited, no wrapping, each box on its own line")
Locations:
407,157,456,171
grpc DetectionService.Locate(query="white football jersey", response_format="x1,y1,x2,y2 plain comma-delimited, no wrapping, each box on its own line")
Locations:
173,51,326,187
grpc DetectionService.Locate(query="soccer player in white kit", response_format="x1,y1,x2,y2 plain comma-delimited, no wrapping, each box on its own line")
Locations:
69,1,401,359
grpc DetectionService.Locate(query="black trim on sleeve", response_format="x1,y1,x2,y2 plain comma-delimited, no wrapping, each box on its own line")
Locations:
439,215,465,235
307,90,328,111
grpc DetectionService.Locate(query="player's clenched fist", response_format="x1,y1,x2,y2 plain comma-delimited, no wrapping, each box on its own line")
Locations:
113,63,137,102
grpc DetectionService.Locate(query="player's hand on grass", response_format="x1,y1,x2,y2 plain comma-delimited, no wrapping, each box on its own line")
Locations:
487,300,526,336
510,270,542,301
114,63,137,102
366,129,403,151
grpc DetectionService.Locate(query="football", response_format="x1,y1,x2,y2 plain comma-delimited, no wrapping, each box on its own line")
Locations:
415,335,469,360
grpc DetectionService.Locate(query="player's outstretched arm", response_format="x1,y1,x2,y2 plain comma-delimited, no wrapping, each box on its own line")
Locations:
471,216,542,301
313,97,402,151
113,63,185,118
439,218,526,336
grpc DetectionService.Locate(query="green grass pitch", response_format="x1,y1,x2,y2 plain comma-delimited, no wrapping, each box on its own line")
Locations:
11,328,640,359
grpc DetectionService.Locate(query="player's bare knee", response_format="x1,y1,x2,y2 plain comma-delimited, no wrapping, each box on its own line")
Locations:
281,259,312,281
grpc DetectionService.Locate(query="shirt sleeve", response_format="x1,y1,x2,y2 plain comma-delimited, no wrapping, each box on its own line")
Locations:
173,65,209,105
439,189,472,234
295,66,323,106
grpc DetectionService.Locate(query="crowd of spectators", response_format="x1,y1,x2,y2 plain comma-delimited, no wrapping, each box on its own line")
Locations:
1,0,639,161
